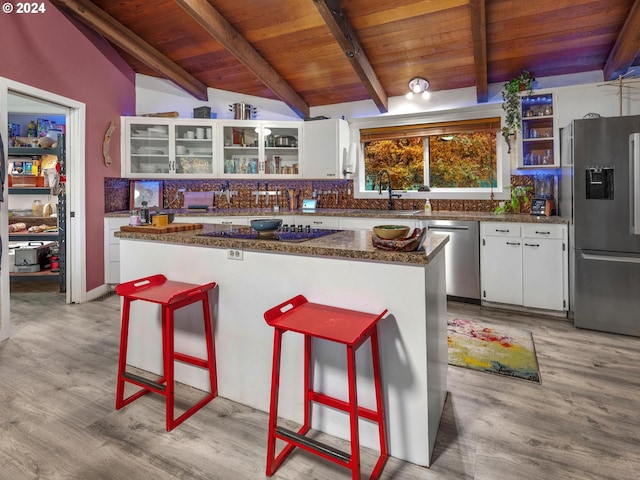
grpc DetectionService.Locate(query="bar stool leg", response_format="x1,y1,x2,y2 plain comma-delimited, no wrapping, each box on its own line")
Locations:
346,345,361,480
115,298,132,409
370,326,389,478
163,305,175,432
266,328,284,476
302,334,312,434
202,294,218,397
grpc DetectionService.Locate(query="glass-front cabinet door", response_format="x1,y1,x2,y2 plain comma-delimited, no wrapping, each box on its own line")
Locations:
123,118,217,178
123,117,302,178
126,120,171,176
519,93,558,168
173,122,215,176
264,124,300,176
221,121,301,177
222,123,261,175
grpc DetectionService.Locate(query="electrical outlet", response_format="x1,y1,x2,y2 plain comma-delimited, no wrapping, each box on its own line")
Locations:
227,249,243,260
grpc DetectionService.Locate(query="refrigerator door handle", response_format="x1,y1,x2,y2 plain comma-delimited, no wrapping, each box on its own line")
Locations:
582,252,640,264
630,133,640,235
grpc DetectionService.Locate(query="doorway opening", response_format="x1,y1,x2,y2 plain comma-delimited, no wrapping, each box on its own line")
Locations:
1,78,86,342
7,93,67,295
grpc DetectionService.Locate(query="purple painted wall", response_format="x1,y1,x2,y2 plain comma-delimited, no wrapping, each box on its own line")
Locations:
0,5,136,292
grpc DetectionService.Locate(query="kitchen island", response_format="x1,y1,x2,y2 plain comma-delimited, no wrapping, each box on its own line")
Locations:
116,224,448,467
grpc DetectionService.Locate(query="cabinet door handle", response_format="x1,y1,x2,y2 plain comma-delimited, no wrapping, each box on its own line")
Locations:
535,231,550,235
506,241,521,246
496,229,510,233
525,243,540,247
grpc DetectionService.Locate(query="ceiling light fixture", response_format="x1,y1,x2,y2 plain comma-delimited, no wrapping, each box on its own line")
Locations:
406,77,430,99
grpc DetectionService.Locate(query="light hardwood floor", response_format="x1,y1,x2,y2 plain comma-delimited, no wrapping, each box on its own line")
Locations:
1,290,639,479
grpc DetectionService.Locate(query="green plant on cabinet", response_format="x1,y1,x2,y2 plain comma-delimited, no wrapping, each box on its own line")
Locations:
501,70,535,153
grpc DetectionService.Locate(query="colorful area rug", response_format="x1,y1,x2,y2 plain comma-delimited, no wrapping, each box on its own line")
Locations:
447,318,540,382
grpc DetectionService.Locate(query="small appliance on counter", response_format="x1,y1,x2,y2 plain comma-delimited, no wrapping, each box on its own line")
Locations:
13,241,55,272
531,197,556,216
301,198,317,212
531,175,556,216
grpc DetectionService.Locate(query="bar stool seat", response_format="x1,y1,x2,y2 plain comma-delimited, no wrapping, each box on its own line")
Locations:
115,274,217,431
264,294,389,480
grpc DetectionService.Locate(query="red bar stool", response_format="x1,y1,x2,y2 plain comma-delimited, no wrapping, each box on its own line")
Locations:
264,295,389,480
115,274,218,431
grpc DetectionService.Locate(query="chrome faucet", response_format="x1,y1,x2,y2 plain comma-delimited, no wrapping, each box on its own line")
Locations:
378,169,401,210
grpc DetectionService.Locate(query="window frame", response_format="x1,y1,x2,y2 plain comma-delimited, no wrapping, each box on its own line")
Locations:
350,104,511,201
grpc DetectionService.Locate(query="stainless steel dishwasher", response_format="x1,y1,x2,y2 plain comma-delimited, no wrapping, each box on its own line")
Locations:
423,219,480,302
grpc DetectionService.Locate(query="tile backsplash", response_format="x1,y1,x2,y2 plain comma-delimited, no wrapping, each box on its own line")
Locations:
105,175,537,213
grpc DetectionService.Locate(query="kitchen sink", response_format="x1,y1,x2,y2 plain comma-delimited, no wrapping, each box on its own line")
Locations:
347,209,422,216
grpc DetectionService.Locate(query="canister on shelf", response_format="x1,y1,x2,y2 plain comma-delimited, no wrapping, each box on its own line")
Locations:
31,200,43,217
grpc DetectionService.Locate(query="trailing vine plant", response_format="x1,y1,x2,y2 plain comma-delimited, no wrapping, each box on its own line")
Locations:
501,70,535,153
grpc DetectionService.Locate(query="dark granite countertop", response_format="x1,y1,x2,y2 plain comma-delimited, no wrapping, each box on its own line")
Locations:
106,208,568,224
115,224,449,266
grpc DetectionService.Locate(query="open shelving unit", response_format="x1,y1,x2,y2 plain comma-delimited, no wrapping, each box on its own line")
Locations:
7,140,66,290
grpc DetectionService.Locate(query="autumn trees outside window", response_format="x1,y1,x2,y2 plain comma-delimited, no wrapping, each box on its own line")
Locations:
360,117,501,193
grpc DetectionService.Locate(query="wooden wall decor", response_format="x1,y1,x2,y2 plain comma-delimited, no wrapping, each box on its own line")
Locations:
103,121,115,167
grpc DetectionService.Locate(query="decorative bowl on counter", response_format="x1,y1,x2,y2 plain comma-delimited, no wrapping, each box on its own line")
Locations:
250,218,283,236
372,225,410,240
372,228,426,252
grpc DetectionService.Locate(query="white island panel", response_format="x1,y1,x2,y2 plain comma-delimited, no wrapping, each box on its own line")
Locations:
119,237,446,466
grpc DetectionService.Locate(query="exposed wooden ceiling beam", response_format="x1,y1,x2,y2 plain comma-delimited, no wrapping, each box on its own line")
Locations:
603,0,640,80
175,0,309,119
469,0,488,103
312,0,388,113
50,0,208,101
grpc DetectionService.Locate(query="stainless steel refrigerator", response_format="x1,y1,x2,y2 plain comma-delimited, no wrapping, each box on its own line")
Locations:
559,115,640,337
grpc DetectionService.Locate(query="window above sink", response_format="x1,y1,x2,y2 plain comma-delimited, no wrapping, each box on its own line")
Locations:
349,104,511,202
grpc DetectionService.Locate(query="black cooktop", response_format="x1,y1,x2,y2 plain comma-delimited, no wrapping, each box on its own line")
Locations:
197,227,343,243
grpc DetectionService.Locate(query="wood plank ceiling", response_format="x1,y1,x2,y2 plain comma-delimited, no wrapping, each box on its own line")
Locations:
51,0,640,118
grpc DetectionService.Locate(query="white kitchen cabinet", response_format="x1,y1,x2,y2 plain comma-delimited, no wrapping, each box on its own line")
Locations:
481,231,523,305
173,121,216,176
122,117,352,180
522,224,566,311
122,117,217,178
104,217,131,284
481,222,568,311
302,118,350,179
219,121,301,178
